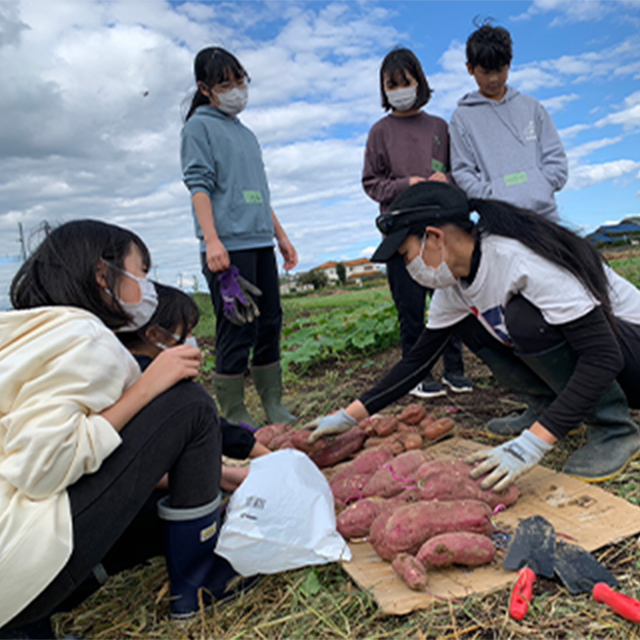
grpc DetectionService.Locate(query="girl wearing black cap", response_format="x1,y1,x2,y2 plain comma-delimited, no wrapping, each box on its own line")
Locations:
307,181,640,490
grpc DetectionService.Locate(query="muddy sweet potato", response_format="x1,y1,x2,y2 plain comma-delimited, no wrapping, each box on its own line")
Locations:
370,499,494,561
254,423,291,448
336,497,401,539
417,532,495,568
420,417,455,441
290,430,326,454
398,404,427,425
269,433,295,450
398,432,423,450
371,415,399,437
362,450,430,498
415,459,520,509
392,553,428,591
330,473,371,506
309,427,367,469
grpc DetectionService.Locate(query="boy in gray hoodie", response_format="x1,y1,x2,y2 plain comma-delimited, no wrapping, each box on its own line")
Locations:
450,24,568,221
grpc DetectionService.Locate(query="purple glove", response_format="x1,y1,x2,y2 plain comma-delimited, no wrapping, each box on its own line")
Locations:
217,266,262,326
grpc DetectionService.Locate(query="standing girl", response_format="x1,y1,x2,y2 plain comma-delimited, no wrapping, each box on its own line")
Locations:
181,46,297,427
0,220,241,633
362,47,471,399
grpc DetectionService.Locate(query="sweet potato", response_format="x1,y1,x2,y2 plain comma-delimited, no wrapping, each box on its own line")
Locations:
361,450,430,498
420,417,455,441
415,459,520,509
290,430,326,454
396,422,419,433
254,423,291,448
392,553,428,591
398,432,423,450
309,427,367,468
370,499,494,560
417,532,495,568
336,497,400,539
398,404,427,425
348,446,395,476
330,473,371,506
363,434,404,455
269,433,295,450
371,415,399,437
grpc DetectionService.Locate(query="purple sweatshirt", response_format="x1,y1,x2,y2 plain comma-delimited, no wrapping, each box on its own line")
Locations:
362,111,450,213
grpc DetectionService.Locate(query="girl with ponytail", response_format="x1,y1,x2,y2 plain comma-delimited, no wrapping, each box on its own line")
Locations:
306,182,640,491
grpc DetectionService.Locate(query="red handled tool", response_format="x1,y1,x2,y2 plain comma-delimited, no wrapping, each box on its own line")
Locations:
555,541,640,623
503,515,556,620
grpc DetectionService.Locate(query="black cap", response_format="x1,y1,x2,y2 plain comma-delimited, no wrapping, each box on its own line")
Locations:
371,182,470,262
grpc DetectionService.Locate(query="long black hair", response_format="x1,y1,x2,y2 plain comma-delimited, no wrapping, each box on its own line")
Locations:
469,199,613,321
185,47,249,121
11,219,151,329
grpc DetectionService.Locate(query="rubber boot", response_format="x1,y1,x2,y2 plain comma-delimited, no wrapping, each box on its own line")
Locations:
251,362,297,425
474,346,556,440
158,495,245,619
212,373,257,428
518,343,640,482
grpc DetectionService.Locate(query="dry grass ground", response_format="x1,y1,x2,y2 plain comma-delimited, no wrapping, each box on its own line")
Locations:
53,346,640,640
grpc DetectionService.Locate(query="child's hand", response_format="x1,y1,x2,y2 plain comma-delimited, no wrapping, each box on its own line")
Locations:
205,238,230,273
277,236,298,271
409,176,427,186
428,171,448,183
139,344,202,398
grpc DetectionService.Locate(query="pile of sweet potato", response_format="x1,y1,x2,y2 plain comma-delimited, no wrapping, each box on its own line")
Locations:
254,403,456,467
331,454,519,592
255,403,515,592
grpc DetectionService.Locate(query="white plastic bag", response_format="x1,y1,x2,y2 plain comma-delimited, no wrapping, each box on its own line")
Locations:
215,449,352,576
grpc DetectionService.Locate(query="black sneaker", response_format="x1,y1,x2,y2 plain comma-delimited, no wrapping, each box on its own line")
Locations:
409,377,447,399
442,373,473,393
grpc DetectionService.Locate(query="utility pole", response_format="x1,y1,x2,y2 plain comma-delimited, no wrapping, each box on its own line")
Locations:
18,223,26,261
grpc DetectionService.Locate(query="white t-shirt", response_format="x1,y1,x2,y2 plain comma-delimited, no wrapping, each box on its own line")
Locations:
427,235,640,345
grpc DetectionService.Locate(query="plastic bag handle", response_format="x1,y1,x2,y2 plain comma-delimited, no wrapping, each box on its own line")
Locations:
509,567,536,620
593,582,640,623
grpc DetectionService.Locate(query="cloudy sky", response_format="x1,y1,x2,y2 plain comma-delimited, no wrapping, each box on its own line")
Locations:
1,0,640,308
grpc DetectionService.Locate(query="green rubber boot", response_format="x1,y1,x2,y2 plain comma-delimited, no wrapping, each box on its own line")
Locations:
251,362,297,425
212,373,257,428
518,343,640,483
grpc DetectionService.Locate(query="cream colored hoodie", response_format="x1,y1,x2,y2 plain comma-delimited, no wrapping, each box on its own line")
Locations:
0,306,140,626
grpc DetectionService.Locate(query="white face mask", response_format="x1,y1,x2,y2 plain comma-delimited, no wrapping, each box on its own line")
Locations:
386,85,417,112
213,86,248,116
111,270,158,333
154,332,198,351
406,240,457,289
185,336,199,349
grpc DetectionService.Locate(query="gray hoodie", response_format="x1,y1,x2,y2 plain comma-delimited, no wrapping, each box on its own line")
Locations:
449,86,568,220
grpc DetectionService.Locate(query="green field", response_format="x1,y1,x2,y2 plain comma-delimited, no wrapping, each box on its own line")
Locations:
195,285,403,373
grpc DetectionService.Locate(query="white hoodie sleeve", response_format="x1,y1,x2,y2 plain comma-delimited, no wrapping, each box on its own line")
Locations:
0,333,132,499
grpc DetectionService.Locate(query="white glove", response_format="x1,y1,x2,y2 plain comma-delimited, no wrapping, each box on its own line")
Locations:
466,430,553,491
306,409,358,444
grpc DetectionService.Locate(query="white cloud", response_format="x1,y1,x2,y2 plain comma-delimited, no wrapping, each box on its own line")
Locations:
566,159,640,190
511,0,640,24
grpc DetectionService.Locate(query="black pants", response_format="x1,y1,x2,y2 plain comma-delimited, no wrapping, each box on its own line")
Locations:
202,247,282,374
458,295,640,410
386,251,464,374
4,381,221,629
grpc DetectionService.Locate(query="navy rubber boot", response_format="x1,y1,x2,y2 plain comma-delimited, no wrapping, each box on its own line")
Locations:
158,495,244,619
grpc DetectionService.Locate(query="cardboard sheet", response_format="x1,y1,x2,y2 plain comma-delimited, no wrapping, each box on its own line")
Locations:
341,437,640,615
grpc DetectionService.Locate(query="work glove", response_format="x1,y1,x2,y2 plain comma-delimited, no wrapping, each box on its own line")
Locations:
217,266,262,326
466,430,554,492
306,409,358,444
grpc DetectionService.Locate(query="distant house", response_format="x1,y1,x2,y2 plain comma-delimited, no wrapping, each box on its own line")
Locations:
588,220,640,247
279,272,313,296
311,258,385,284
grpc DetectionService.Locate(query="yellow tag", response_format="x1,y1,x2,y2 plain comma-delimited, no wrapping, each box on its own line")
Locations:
200,522,217,543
